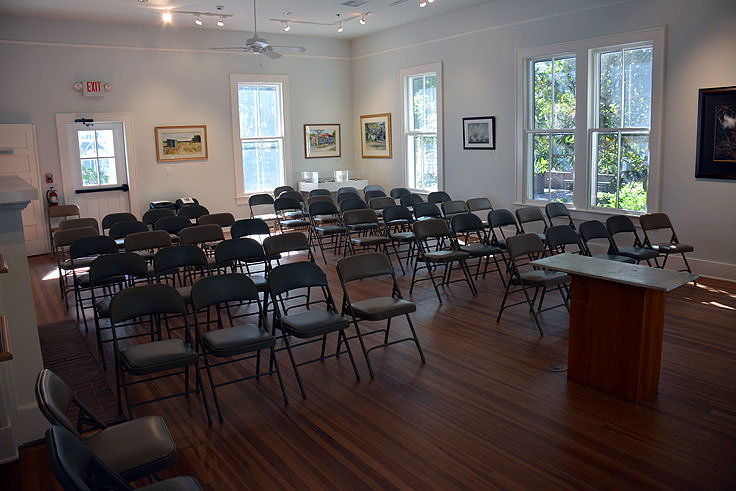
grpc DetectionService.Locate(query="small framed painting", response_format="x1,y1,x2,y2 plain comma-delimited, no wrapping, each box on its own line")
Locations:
304,124,341,159
695,86,736,180
463,116,496,150
360,113,392,159
155,125,208,162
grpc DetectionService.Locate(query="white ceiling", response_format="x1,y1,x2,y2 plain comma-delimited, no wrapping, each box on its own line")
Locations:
0,0,493,39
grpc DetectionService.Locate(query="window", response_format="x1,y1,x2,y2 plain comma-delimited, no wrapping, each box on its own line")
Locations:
516,29,663,214
78,129,118,187
230,75,290,198
401,63,443,192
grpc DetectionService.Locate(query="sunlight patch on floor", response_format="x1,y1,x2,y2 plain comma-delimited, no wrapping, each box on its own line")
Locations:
702,301,735,311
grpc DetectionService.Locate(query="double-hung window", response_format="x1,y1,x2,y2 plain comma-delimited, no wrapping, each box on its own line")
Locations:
401,63,443,192
230,74,290,199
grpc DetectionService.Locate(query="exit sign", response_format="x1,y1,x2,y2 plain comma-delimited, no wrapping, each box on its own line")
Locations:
82,80,105,97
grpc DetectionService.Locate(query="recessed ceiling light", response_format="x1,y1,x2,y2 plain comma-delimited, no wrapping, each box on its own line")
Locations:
216,16,225,27
162,10,172,23
194,16,203,26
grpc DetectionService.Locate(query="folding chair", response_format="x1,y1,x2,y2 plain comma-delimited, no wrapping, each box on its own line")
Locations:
640,212,695,279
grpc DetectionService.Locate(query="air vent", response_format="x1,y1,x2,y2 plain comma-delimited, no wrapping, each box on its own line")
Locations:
341,1,369,7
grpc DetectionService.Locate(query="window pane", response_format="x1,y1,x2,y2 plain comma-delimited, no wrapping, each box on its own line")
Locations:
261,140,283,192
623,47,652,128
619,133,648,211
242,142,261,192
411,76,425,131
242,140,282,193
533,60,552,129
531,134,550,200
410,135,437,191
599,51,622,128
551,134,574,203
424,75,437,131
78,131,97,158
98,158,117,185
238,85,258,138
258,86,280,137
81,159,99,186
553,57,576,129
95,130,115,157
594,132,618,208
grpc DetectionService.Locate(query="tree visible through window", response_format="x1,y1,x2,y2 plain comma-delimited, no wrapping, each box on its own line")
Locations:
78,129,117,187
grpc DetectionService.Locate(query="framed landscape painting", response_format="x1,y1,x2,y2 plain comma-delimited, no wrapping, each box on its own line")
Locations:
463,116,496,150
695,86,736,179
155,125,208,162
360,113,392,159
304,124,341,159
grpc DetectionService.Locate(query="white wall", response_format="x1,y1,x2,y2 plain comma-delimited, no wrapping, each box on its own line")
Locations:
351,0,736,277
0,16,354,219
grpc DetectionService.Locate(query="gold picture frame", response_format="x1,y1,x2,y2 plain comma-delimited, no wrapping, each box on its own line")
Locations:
155,125,208,162
360,113,392,159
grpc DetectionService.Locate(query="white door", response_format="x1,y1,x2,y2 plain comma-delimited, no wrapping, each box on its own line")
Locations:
62,121,131,226
0,124,46,255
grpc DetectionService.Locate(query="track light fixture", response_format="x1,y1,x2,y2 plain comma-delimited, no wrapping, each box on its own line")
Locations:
337,23,343,32
194,16,203,26
161,10,173,23
216,16,225,27
283,21,291,31
360,14,366,25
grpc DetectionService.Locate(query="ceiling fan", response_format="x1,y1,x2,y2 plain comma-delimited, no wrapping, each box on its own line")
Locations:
211,0,305,58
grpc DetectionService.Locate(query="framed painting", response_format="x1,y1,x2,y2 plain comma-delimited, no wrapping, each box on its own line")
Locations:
155,125,208,162
695,86,736,179
463,116,496,150
304,124,341,159
360,113,392,159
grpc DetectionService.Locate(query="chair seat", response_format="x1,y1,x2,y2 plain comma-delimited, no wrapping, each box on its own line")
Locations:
386,219,411,227
143,476,202,491
254,213,278,222
249,273,269,292
593,253,635,263
652,242,694,253
84,415,176,481
115,238,125,247
175,285,192,304
348,223,379,231
169,233,180,243
122,339,198,374
202,325,274,357
422,250,470,262
134,250,155,262
350,235,390,246
281,310,349,337
459,244,502,257
390,231,415,242
281,219,309,228
617,246,659,261
350,297,416,321
95,297,112,317
315,225,346,234
62,256,97,270
314,216,339,224
517,269,568,286
284,210,304,219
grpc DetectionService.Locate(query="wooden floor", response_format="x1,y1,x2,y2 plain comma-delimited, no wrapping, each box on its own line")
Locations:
13,251,736,489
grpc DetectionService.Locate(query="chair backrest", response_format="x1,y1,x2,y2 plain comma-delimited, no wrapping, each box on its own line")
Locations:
364,189,387,202
191,273,259,310
274,185,295,197
506,232,545,260
154,215,192,234
337,186,359,196
142,208,175,227
390,187,411,199
110,284,186,324
466,197,493,213
336,191,361,204
101,213,137,232
48,204,80,219
34,369,80,437
363,184,386,194
248,193,275,207
46,425,132,491
109,221,147,240
515,207,548,233
545,202,574,228
308,200,340,218
441,200,469,218
307,195,335,207
369,197,396,210
400,193,425,207
308,188,332,197
214,238,266,265
337,252,394,284
579,220,613,256
60,218,100,233
231,218,270,238
274,196,303,213
198,212,235,227
606,214,636,236
278,190,304,203
413,218,451,241
153,245,208,274
179,224,224,245
339,198,368,212
124,230,172,252
69,235,118,260
546,225,582,253
382,205,413,224
343,208,379,227
413,202,442,220
450,213,484,234
639,212,673,232
53,227,98,248
88,252,148,285
263,232,310,257
488,209,518,229
428,191,452,204
177,204,210,220
268,261,328,296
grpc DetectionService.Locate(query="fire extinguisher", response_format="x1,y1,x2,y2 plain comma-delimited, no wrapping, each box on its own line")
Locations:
46,186,59,207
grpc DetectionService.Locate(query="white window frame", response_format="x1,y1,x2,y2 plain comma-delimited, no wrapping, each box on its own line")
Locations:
400,62,444,192
515,28,665,215
230,74,291,204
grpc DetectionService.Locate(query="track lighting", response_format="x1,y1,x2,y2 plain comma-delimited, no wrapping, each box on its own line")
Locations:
216,16,225,27
194,16,203,26
428,0,436,3
360,14,366,25
337,23,343,32
162,10,172,23
283,21,291,32
419,1,427,7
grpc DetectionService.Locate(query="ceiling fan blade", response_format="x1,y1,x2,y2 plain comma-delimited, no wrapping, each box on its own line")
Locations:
210,47,248,51
262,49,282,59
271,46,306,53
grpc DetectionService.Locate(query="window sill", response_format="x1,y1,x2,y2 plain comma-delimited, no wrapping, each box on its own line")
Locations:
512,201,645,222
235,192,273,206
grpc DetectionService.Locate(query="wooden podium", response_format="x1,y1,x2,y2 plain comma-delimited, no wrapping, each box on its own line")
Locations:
533,254,697,403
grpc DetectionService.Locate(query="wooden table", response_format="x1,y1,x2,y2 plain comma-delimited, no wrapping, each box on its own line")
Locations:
533,254,698,402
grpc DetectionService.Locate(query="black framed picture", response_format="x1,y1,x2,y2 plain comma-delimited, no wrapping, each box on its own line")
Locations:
695,86,736,180
463,116,496,150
